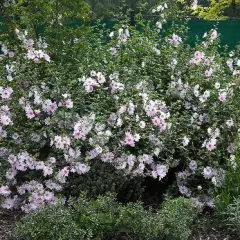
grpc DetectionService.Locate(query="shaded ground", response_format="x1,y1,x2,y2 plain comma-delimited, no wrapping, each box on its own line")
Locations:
0,210,21,240
190,214,240,240
190,228,240,240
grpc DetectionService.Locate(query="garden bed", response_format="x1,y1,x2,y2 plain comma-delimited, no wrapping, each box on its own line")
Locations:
0,210,239,240
0,210,18,240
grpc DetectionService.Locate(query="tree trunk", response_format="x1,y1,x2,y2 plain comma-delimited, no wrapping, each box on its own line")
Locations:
232,0,236,17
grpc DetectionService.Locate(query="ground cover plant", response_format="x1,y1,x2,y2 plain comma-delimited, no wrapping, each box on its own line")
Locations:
0,0,240,239
0,0,240,211
15,194,198,240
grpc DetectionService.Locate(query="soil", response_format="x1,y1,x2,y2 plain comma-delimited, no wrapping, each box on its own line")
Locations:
190,215,240,240
190,228,240,240
0,210,21,240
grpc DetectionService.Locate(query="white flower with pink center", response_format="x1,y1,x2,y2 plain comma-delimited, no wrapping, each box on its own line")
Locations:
203,166,213,179
156,164,168,180
96,72,106,84
204,68,213,77
168,33,182,47
124,132,136,147
43,166,53,177
0,186,11,197
110,47,117,56
219,91,227,102
1,87,13,100
210,30,217,40
119,105,127,114
0,115,12,125
65,99,73,108
25,106,35,119
205,138,217,151
152,116,161,126
195,51,204,59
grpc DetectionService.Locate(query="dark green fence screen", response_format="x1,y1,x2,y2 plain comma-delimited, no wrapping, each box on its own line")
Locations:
0,18,240,49
187,20,240,49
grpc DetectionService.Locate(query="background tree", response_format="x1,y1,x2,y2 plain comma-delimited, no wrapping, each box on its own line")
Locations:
1,0,92,60
86,0,161,18
192,0,240,20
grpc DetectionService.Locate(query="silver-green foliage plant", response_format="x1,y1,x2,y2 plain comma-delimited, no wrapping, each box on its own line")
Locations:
16,194,198,240
16,203,93,240
222,197,240,233
160,197,199,239
215,152,240,211
0,1,240,212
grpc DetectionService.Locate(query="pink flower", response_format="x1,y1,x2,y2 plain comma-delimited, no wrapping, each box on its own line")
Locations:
34,109,41,115
42,191,54,202
110,47,117,56
25,107,35,119
206,138,217,151
204,68,213,77
0,115,12,125
44,117,51,125
120,34,127,42
1,87,13,100
2,195,19,210
210,30,217,40
119,105,127,114
27,39,34,47
65,99,73,109
61,167,69,177
152,116,160,126
219,92,227,102
168,34,182,46
96,72,106,84
156,164,168,180
203,167,213,179
159,120,167,132
189,160,198,171
152,170,158,179
0,186,11,196
124,132,135,147
179,185,190,196
48,102,58,113
43,166,53,177
74,163,90,174
86,85,94,93
194,51,204,60
34,58,39,63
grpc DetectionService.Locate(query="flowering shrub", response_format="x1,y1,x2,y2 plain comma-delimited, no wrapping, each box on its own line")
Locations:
63,161,145,202
0,1,240,212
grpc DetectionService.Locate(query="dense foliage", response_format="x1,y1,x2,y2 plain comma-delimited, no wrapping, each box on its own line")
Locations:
16,194,198,240
192,0,240,20
0,0,240,219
